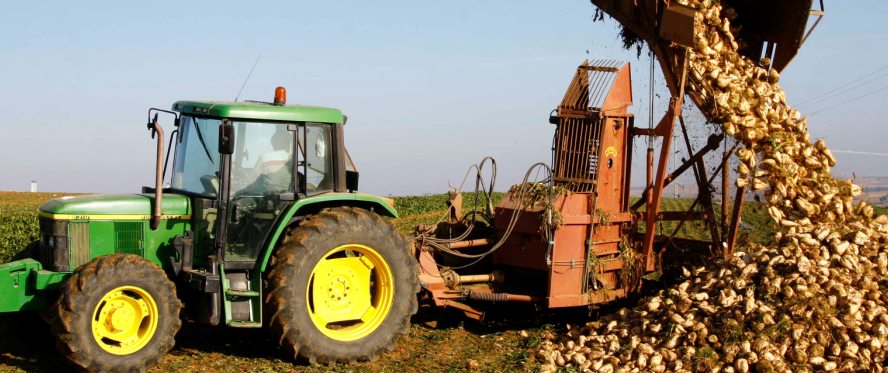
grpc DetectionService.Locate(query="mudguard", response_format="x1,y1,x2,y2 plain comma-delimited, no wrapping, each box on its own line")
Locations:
257,192,398,272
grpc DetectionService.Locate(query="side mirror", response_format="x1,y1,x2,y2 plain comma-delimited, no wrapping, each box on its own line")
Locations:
219,120,235,154
346,170,359,192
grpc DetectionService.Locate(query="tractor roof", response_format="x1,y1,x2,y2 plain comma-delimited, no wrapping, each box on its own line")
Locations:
173,100,344,124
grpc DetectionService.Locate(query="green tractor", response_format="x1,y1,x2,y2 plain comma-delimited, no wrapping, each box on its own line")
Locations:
0,87,419,371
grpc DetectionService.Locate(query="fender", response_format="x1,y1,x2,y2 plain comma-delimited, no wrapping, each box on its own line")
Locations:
257,192,398,272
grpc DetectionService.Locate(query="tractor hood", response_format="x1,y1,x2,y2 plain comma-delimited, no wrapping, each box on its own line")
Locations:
38,193,191,220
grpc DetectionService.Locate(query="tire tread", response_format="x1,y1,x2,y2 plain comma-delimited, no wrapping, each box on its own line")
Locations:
265,207,419,364
50,254,182,372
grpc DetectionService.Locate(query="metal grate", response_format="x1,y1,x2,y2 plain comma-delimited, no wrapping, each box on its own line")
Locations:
576,59,623,109
553,118,604,193
69,222,90,268
114,222,144,256
552,60,622,193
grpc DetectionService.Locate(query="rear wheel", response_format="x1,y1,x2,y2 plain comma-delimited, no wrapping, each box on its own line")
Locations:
50,254,182,372
265,207,419,364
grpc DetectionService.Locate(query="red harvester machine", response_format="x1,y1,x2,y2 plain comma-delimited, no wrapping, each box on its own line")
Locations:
415,0,824,319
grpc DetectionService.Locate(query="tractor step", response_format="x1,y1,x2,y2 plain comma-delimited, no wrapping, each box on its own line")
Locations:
224,289,260,298
220,268,263,328
226,320,263,328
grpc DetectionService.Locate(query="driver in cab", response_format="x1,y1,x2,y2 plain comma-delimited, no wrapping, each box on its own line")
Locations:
234,127,294,197
252,129,292,193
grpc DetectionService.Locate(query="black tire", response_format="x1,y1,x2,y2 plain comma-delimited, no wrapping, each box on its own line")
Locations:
49,254,183,372
265,207,419,364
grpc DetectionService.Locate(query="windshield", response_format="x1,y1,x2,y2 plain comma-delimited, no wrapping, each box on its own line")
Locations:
170,116,334,197
171,116,221,195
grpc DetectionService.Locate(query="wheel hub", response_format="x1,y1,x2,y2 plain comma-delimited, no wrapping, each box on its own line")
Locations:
313,257,372,323
107,301,136,332
306,244,396,342
326,275,352,303
91,286,159,355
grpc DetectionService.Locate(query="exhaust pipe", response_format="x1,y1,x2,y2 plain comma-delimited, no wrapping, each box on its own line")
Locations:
148,114,164,230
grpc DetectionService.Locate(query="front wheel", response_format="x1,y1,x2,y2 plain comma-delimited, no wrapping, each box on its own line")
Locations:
49,254,182,372
265,207,419,364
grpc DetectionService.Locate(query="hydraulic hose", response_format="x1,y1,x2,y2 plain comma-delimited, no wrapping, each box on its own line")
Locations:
467,290,540,303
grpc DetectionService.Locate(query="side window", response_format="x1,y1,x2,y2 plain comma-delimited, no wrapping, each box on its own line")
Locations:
229,122,294,197
304,124,333,193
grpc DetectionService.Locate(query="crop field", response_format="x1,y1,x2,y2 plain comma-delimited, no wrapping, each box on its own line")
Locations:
0,191,784,372
0,192,82,263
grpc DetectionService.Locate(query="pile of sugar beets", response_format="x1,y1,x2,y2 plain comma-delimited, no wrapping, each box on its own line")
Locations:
536,1,888,372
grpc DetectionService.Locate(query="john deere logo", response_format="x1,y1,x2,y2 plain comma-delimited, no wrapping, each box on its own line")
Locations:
604,146,617,159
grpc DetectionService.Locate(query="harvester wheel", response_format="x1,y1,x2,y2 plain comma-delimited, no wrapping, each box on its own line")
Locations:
265,207,419,364
49,254,182,372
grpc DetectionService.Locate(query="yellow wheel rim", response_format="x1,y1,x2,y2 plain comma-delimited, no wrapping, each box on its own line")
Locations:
91,285,159,355
307,244,395,341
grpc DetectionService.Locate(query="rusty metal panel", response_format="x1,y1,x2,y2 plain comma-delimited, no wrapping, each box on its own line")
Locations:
591,225,622,244
547,289,627,308
595,117,629,213
490,233,550,271
592,0,818,73
492,194,555,271
723,0,815,71
548,223,589,298
659,2,697,47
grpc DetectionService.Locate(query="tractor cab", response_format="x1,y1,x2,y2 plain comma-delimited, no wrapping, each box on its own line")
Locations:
165,94,347,264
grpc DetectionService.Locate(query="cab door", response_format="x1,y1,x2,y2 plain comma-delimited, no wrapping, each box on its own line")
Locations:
224,121,296,264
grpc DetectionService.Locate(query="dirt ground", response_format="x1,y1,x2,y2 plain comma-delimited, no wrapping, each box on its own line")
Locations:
0,302,603,372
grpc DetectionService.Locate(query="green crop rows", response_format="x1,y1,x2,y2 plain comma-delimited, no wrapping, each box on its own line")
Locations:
2,191,884,265
392,192,504,217
0,192,67,263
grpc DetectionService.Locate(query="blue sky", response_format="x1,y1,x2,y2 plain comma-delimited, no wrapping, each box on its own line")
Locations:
1,1,886,195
